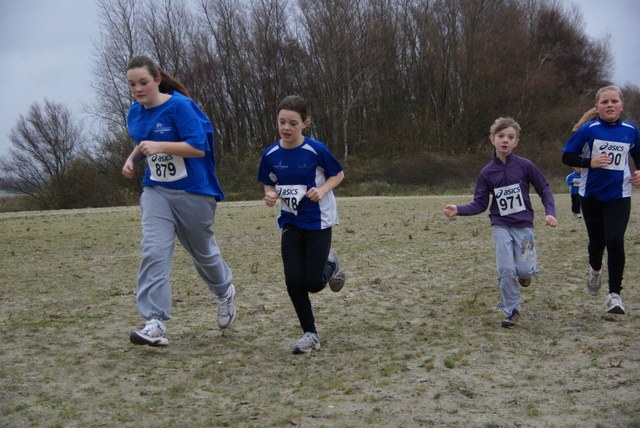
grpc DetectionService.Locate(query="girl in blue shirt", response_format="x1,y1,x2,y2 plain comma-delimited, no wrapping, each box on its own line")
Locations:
258,96,346,354
562,85,640,315
122,56,235,346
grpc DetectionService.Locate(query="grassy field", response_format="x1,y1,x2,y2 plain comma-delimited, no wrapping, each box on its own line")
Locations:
1,195,639,427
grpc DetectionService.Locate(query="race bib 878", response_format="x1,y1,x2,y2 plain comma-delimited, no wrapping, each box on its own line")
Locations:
276,184,307,215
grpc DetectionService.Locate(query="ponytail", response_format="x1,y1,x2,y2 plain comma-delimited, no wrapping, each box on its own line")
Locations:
572,107,598,132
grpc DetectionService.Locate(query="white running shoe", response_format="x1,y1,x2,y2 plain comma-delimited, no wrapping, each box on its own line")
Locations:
586,269,602,296
130,318,168,346
292,332,321,354
605,293,626,315
217,284,236,329
327,251,346,292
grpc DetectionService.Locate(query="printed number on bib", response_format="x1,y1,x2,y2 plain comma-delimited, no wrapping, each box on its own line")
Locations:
594,139,629,171
147,153,188,182
276,185,307,215
494,183,525,216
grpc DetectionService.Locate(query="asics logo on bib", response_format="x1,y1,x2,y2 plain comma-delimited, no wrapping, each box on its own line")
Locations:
151,154,174,163
495,187,520,198
599,142,624,152
279,188,300,196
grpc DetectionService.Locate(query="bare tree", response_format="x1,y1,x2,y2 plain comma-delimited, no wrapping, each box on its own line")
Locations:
89,0,144,130
81,0,614,194
0,100,85,208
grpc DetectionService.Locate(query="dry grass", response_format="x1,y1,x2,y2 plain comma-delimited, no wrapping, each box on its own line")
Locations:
1,195,639,427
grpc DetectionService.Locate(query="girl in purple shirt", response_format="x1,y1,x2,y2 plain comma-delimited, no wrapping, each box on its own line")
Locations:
444,117,557,328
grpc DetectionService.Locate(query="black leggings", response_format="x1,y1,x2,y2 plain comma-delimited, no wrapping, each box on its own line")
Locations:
571,194,581,214
581,196,630,294
281,224,333,334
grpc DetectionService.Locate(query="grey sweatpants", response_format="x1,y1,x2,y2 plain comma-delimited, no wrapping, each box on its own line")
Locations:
136,186,233,321
492,225,538,316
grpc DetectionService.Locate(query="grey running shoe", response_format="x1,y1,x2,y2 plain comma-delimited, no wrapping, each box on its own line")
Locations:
500,309,520,328
518,277,531,287
587,269,603,296
605,293,626,314
327,251,346,292
217,284,236,328
292,332,321,354
130,318,168,346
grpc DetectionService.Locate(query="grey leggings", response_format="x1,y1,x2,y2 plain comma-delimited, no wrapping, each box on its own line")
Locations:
136,186,233,321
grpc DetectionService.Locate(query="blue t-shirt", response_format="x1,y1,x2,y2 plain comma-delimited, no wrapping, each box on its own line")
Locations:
562,118,640,201
566,172,581,195
258,137,343,230
127,91,225,200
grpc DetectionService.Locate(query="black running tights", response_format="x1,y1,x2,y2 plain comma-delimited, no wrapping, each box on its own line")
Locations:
281,224,333,334
581,196,630,294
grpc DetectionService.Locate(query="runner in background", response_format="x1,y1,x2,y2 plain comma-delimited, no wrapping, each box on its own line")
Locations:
562,85,640,315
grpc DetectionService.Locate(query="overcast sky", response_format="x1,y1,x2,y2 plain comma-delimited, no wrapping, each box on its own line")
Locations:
0,0,639,157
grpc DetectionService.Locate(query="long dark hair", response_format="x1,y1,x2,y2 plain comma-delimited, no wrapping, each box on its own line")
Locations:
126,55,190,98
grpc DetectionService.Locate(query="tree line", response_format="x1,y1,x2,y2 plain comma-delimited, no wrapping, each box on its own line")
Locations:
2,0,639,210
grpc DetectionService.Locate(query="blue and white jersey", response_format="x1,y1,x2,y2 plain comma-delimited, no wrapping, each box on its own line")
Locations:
258,137,343,230
563,118,640,201
127,91,225,200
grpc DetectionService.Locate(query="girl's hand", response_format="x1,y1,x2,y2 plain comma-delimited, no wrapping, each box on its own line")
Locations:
545,215,558,227
590,153,612,168
444,205,458,218
631,170,640,187
264,191,278,207
138,140,162,156
306,187,327,202
122,160,136,179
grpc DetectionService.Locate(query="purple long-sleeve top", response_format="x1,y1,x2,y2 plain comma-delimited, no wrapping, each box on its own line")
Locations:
457,154,556,228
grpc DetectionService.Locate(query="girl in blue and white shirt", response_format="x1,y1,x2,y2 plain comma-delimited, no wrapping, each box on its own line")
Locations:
258,96,346,354
562,85,640,315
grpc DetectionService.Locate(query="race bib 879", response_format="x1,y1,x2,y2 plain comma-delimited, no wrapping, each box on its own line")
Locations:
147,153,188,182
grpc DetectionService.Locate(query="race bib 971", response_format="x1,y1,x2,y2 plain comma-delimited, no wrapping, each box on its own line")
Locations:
494,183,525,216
276,184,307,215
147,153,188,182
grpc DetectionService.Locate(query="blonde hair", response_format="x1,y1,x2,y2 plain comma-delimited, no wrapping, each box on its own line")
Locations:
572,108,598,131
489,117,521,138
572,85,624,131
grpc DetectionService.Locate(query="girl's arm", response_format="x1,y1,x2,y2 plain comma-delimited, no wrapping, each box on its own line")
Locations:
528,163,557,224
122,145,144,179
138,140,205,158
306,171,345,202
455,175,490,216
